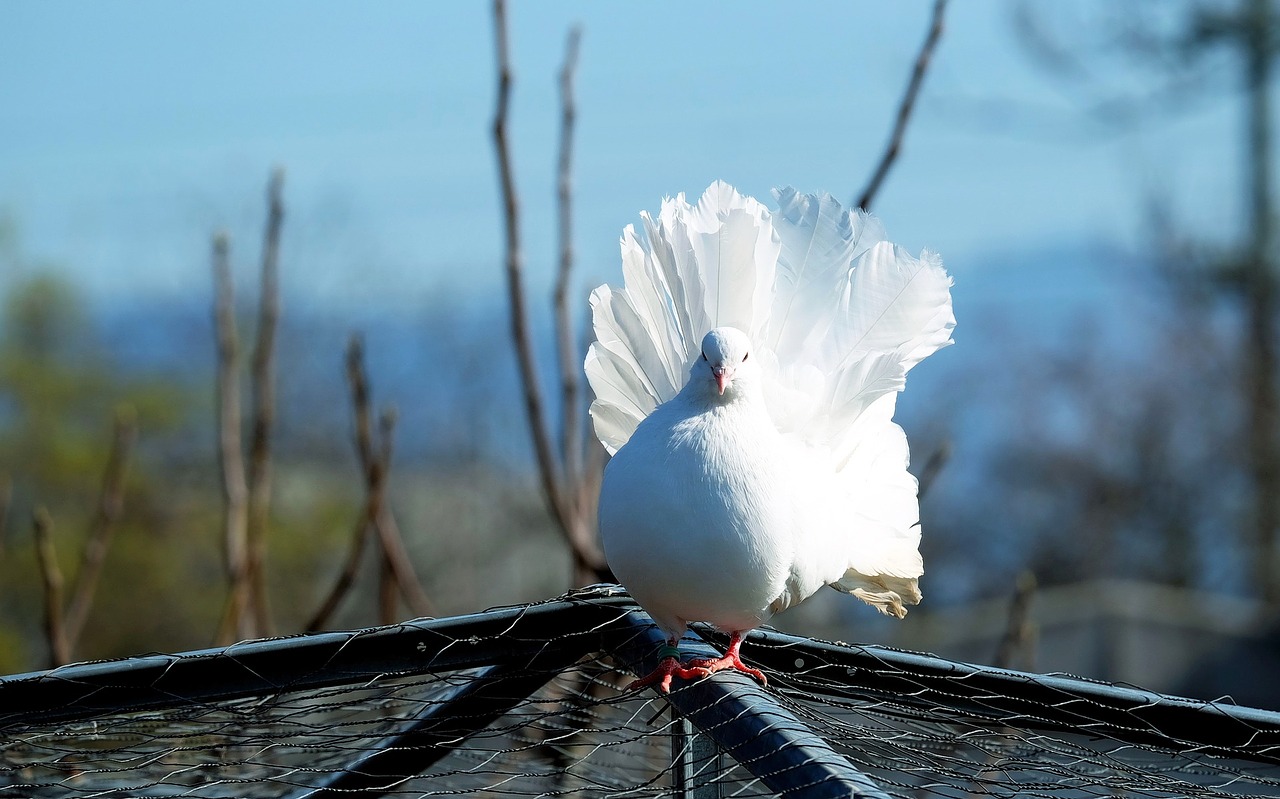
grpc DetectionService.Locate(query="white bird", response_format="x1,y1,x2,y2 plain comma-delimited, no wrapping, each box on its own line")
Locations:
586,182,954,692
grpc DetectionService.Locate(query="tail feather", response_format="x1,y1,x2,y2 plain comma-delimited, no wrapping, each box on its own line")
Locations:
834,573,923,619
686,181,777,333
831,243,955,373
764,188,882,360
587,183,953,457
618,228,686,390
586,183,952,613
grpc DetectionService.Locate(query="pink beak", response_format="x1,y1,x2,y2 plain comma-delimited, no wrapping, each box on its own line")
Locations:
713,365,731,395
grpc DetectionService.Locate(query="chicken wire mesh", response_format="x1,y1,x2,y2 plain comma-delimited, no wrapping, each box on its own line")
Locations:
2,586,1279,799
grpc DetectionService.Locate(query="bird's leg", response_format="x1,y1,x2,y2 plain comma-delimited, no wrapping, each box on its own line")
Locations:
685,631,767,685
625,640,713,694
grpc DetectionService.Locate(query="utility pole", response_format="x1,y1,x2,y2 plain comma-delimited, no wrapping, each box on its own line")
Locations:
1239,0,1279,603
1197,0,1280,602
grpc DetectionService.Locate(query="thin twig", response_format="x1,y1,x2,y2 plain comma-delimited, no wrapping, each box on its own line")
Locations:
307,337,433,629
856,0,948,211
994,570,1038,670
305,336,378,632
0,472,11,558
246,167,285,636
492,0,570,531
305,518,373,632
64,407,137,649
370,412,434,617
33,507,69,668
375,406,397,610
348,334,377,472
212,231,252,645
555,26,584,494
916,438,951,502
351,337,432,618
493,5,609,585
373,507,432,617
577,309,612,581
375,405,398,625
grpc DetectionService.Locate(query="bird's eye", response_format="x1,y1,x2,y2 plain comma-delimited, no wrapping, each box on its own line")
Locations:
743,352,749,362
701,352,707,361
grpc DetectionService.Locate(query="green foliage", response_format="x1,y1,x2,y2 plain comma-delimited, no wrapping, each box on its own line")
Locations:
0,264,570,674
0,274,191,663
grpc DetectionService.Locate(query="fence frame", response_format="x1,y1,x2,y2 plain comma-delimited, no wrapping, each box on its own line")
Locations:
4,584,1280,797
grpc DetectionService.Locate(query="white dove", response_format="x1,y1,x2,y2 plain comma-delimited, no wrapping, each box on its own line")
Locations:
587,182,954,692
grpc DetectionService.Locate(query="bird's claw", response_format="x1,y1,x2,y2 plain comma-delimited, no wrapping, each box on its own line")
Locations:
625,656,712,693
684,652,767,685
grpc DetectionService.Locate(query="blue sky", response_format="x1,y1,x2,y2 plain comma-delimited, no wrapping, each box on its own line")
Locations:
0,1,1246,311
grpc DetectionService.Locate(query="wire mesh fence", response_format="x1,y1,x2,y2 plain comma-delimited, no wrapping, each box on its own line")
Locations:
2,585,1280,798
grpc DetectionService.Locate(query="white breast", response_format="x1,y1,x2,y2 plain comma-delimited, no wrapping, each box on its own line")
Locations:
599,395,812,636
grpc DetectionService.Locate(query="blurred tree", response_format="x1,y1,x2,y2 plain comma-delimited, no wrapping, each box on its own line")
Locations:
974,0,1280,603
1196,0,1280,604
0,275,183,495
0,272,185,667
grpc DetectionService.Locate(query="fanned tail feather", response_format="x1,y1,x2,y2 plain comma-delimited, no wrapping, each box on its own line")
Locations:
764,188,884,360
587,182,953,618
588,182,785,453
687,181,777,334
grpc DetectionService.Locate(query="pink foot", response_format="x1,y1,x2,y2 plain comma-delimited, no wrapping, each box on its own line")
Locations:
625,655,711,693
685,632,767,685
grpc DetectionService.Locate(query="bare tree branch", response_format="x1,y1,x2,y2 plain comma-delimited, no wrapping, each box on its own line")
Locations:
1239,0,1280,604
33,507,69,668
308,335,432,630
856,0,948,211
993,570,1038,671
369,412,433,618
572,305,611,581
305,519,372,632
492,0,571,530
492,5,610,586
246,167,285,636
348,338,432,617
372,408,423,622
0,473,11,558
555,26,584,494
375,405,399,625
212,231,253,645
346,340,397,598
305,336,379,632
348,334,378,472
915,438,951,502
64,406,137,649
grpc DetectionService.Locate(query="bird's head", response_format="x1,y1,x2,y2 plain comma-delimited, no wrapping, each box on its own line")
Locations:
692,327,758,400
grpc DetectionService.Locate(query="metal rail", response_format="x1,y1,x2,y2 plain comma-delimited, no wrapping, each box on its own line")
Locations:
610,609,891,799
299,662,566,797
0,590,619,730
697,624,1280,764
5,585,1280,796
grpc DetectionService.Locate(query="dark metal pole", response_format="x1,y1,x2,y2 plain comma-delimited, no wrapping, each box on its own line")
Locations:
671,712,724,799
0,590,625,731
608,612,892,799
300,663,560,797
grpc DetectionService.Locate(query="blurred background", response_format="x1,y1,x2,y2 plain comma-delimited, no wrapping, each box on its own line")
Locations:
3,0,1279,707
